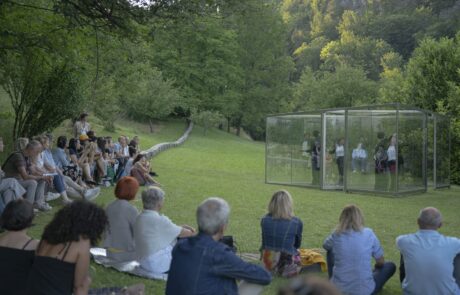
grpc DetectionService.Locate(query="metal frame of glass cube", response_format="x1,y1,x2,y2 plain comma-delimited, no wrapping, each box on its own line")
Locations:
265,104,450,195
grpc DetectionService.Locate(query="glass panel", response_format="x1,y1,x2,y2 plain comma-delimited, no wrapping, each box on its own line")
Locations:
398,110,426,192
266,116,292,185
322,111,345,189
345,107,397,193
435,115,450,187
266,114,321,187
291,115,322,186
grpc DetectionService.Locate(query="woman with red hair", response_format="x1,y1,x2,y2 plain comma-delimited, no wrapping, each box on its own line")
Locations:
102,176,140,262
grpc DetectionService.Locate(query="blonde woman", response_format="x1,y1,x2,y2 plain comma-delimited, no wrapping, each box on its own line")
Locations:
260,190,303,277
323,205,395,295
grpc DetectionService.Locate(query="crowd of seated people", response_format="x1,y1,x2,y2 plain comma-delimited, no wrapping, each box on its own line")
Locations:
0,113,160,214
1,169,459,295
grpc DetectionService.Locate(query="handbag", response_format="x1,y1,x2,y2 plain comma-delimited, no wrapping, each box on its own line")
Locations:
219,235,237,253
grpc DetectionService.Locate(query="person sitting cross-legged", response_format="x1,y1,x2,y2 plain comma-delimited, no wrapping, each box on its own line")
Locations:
323,204,395,295
397,207,460,295
261,190,303,277
166,197,272,295
103,176,140,262
134,186,195,276
0,199,39,295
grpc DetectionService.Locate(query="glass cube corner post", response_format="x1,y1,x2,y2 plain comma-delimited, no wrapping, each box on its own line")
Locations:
344,105,427,195
265,113,322,187
321,110,346,190
433,114,451,188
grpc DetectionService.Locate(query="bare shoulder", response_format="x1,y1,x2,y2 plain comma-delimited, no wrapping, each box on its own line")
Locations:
25,239,40,251
74,238,91,252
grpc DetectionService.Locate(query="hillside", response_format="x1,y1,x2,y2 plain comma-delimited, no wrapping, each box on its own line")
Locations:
19,119,460,294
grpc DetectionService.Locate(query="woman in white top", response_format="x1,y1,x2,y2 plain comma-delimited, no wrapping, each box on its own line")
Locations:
387,134,397,191
103,176,139,262
134,186,195,275
331,138,345,185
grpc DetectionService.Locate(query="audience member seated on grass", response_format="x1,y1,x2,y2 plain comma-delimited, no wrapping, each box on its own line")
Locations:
130,154,159,186
115,136,129,161
134,186,195,276
129,136,140,153
261,190,303,277
68,138,94,185
396,207,460,295
278,275,342,295
122,146,138,178
35,135,73,204
2,140,52,212
323,205,395,295
73,113,91,138
52,136,100,201
15,137,29,152
87,130,97,143
94,137,109,181
0,137,26,213
103,177,140,262
27,200,104,295
166,197,272,295
78,140,99,185
0,199,39,295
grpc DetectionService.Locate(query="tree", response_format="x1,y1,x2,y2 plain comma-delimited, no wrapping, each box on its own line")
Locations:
121,64,182,132
191,110,224,135
0,50,84,139
235,0,294,139
405,36,460,110
294,65,377,111
320,14,395,81
151,15,243,129
404,33,460,184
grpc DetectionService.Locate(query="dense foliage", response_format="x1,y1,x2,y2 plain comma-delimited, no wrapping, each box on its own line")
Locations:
1,0,460,182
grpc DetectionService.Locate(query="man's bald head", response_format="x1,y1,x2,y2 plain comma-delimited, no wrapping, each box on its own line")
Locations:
417,207,442,230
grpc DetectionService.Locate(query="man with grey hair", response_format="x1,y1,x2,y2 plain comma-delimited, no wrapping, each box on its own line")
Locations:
133,186,195,276
166,197,272,295
396,207,460,294
2,140,52,211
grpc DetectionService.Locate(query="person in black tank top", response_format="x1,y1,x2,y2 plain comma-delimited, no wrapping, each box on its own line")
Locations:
25,200,114,295
0,199,38,295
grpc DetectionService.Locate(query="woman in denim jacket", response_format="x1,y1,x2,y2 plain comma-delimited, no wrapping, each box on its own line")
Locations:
260,190,303,277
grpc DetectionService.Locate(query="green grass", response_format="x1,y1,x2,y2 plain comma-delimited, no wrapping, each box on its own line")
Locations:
9,117,460,294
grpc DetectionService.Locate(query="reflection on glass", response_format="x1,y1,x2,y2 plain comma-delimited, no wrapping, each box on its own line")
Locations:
266,105,441,195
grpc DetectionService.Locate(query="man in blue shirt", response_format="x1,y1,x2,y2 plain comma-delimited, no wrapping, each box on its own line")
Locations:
397,207,460,295
166,197,272,295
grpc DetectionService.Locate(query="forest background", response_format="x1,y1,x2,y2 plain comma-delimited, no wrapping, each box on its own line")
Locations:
1,0,460,183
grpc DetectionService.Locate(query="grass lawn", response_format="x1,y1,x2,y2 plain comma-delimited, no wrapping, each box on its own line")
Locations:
20,118,460,294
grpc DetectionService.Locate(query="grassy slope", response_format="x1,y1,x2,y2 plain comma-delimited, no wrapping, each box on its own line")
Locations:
10,116,460,294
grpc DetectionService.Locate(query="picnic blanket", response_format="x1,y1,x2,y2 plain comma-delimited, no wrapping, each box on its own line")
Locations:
90,248,167,281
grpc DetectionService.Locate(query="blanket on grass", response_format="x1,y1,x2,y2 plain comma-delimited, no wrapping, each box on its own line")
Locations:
90,248,167,281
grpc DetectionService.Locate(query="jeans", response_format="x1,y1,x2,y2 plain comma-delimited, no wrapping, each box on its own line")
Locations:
455,254,460,288
17,179,45,204
327,250,396,294
352,158,367,172
53,174,66,193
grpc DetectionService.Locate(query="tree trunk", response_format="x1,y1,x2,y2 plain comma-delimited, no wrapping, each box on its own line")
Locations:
227,117,230,133
149,119,154,133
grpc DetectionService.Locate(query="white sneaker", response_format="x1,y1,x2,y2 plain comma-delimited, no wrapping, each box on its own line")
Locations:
84,188,100,201
34,202,52,212
45,192,61,201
